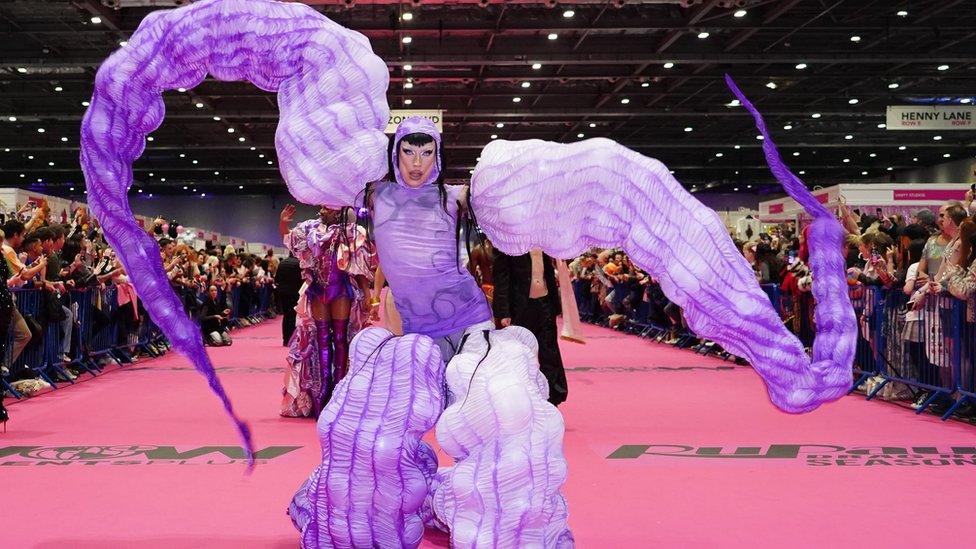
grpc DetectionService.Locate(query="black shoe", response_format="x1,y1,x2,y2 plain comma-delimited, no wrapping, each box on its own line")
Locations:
1,399,9,432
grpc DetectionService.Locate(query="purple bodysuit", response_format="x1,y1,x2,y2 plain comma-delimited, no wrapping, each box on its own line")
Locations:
372,117,493,338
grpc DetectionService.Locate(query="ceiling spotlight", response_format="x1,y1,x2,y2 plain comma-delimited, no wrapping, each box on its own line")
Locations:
792,152,800,156
491,134,498,139
844,134,854,140
27,155,33,159
961,98,973,104
887,166,894,171
898,145,907,150
783,124,793,130
119,40,128,47
177,87,187,92
404,82,414,89
869,153,877,158
82,101,90,106
734,145,741,149
238,137,246,142
913,157,919,162
37,128,45,133
402,36,413,44
149,173,154,176
7,116,16,122
90,16,102,24
697,32,710,39
496,122,505,128
226,128,235,133
577,133,584,138
641,82,650,88
147,136,154,141
201,193,206,197
943,153,951,158
878,123,887,129
756,135,764,140
404,99,413,105
850,35,861,42
727,99,741,107
843,158,851,163
192,160,198,164
48,161,54,166
532,63,542,70
214,171,220,175
563,10,575,18
811,113,822,118
933,135,942,140
888,82,899,89
249,147,256,151
70,187,75,192
513,97,522,103
19,174,24,178
547,33,558,40
213,116,221,121
182,185,188,190
897,10,908,17
848,98,859,105
259,154,265,158
766,82,777,89
238,185,244,190
195,102,204,108
180,153,186,158
715,152,724,157
663,62,675,69
16,67,27,73
268,160,273,165
734,9,747,18
684,127,693,132
61,137,68,142
160,178,166,182
861,171,868,175
401,12,413,21
589,123,596,128
937,64,949,71
54,86,63,92
733,187,740,192
403,64,413,71
620,98,630,104
521,82,531,88
795,63,807,70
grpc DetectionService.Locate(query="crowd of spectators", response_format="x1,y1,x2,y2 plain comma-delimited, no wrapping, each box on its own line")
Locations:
568,190,976,414
0,199,280,401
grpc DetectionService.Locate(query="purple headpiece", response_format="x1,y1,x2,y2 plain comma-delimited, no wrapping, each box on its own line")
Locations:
391,116,442,188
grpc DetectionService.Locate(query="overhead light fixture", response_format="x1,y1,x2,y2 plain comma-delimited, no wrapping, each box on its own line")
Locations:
878,123,887,129
401,12,413,21
843,158,851,163
933,135,942,140
589,123,596,128
48,161,55,166
727,99,741,107
684,127,693,132
811,113,821,118
160,178,166,181
119,40,127,47
491,134,498,139
547,33,558,40
182,185,188,190
403,64,413,71
563,10,575,18
938,64,949,71
861,171,868,175
213,116,221,121
795,63,807,70
734,145,741,149
897,10,908,17
70,187,75,192
54,86,63,92
16,67,27,73
697,32,710,39
61,137,68,142
239,185,244,190
844,134,854,140
402,36,413,44
404,99,413,105
268,160,273,165
783,124,793,130
149,172,154,176
214,171,220,175
620,98,630,104
869,153,877,158
532,63,542,70
766,82,777,89
943,153,951,158
715,152,724,157
521,82,531,88
147,136,154,141
180,153,186,158
90,16,102,24
961,98,973,104
249,147,256,151
513,97,522,103
404,82,414,89
756,135,764,140
259,154,265,158
850,35,861,42
641,82,650,88
227,128,235,133
913,157,918,162
195,102,204,108
37,128,45,133
663,62,674,69
792,152,800,156
887,166,894,171
82,101,90,106
577,133,584,138
496,122,505,128
898,145,907,150
177,87,187,92
238,137,245,142
888,82,899,89
734,9,747,18
7,116,16,122
192,160,198,164
848,98,859,105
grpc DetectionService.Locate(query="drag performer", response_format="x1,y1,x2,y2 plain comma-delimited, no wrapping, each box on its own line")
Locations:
367,117,495,363
278,205,373,417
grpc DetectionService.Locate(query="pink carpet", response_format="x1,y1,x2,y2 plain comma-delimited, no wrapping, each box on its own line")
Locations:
4,320,975,548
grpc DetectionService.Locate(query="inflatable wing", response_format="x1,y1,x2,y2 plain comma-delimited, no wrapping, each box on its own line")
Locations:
79,0,390,461
469,78,856,414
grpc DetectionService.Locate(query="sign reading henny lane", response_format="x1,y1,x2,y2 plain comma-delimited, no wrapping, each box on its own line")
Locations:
886,105,976,130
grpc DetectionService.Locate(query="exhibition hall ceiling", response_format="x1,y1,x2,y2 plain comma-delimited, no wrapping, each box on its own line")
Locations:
1,0,974,194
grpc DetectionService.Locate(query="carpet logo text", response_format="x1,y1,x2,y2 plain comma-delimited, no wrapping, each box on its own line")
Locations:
608,444,976,467
0,445,301,466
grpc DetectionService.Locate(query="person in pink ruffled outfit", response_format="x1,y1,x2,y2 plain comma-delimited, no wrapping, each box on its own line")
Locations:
278,205,375,417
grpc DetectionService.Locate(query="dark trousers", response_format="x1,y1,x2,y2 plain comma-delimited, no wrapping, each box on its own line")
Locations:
279,292,299,345
513,297,568,406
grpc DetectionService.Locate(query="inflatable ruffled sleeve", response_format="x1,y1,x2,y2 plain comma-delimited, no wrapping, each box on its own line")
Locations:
79,0,390,462
469,78,856,414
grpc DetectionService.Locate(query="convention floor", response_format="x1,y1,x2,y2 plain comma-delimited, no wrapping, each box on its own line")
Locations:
4,320,974,548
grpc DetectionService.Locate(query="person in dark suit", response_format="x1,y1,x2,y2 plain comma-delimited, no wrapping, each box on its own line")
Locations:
275,252,302,346
492,248,568,406
200,285,232,346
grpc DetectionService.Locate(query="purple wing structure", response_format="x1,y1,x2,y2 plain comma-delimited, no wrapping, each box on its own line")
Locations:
434,327,574,548
78,0,390,459
290,327,444,548
470,80,856,414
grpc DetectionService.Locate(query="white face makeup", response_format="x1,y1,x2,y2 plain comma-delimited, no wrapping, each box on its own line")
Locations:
397,140,437,188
